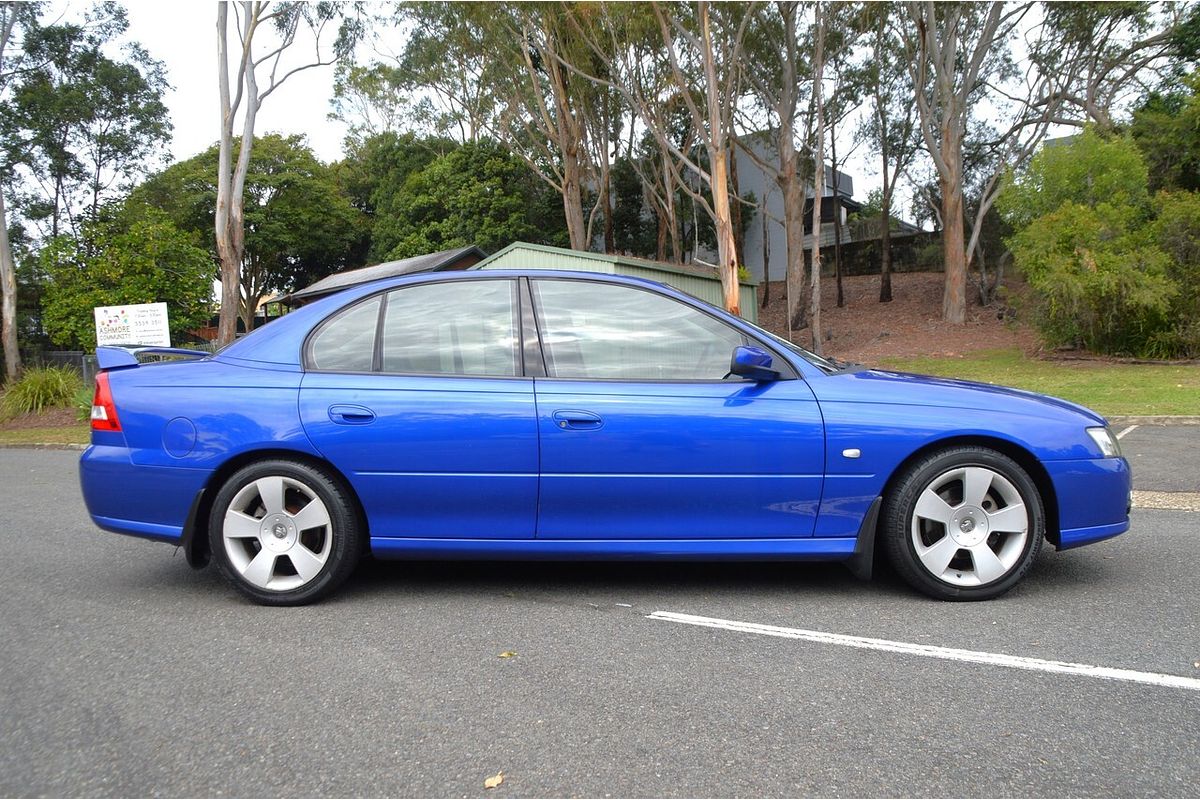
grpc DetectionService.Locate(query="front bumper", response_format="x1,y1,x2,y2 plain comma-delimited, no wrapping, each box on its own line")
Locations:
1044,457,1132,550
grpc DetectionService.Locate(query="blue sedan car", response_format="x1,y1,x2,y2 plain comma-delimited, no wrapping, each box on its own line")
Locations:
79,270,1131,605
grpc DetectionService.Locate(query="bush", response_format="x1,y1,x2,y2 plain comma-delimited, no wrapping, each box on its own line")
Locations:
74,384,95,423
1,366,84,419
1009,203,1177,356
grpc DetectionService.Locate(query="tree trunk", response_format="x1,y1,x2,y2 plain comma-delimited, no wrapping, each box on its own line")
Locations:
880,192,893,303
655,209,667,262
603,169,614,253
729,138,744,267
809,5,826,355
940,154,967,324
560,142,588,250
699,2,739,316
760,205,770,308
783,171,807,331
709,147,740,316
215,4,241,346
879,129,893,303
830,115,843,308
547,49,589,252
0,189,20,383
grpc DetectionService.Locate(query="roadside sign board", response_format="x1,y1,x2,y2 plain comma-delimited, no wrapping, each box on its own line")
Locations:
93,302,171,347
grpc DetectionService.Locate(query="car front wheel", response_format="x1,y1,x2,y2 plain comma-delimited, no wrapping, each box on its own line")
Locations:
882,446,1044,600
208,459,362,605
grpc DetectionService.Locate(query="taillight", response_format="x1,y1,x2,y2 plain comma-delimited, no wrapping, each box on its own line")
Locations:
91,372,121,432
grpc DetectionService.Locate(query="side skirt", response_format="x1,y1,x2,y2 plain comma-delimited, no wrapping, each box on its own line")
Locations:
369,536,859,561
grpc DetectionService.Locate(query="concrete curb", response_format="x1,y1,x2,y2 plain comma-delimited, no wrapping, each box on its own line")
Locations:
1107,416,1200,426
0,443,87,451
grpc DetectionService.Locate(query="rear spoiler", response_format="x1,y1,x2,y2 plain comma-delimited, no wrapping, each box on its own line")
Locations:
95,345,213,371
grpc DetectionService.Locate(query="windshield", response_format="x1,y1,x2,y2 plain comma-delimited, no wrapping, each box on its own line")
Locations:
739,319,842,374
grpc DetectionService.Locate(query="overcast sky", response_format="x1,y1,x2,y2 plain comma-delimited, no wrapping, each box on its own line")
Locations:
115,1,894,204
121,0,351,164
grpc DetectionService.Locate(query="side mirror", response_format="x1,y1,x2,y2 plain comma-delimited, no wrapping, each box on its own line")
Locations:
730,345,780,382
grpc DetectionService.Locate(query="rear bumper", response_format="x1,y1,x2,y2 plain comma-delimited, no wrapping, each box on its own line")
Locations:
79,445,210,544
1044,457,1132,550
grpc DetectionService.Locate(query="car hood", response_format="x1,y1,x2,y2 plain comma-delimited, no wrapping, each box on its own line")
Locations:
809,367,1107,426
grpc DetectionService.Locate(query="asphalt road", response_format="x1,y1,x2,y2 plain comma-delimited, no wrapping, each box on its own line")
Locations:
1,446,1198,798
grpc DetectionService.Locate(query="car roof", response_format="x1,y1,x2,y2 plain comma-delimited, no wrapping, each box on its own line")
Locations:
213,268,791,374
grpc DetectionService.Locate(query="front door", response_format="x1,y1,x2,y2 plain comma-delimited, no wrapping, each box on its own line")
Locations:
529,278,825,540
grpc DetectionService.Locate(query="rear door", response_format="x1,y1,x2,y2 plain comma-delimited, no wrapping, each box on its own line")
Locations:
299,277,537,539
529,278,825,540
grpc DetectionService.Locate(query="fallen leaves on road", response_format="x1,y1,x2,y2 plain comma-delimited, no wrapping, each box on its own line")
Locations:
498,651,517,659
484,771,505,789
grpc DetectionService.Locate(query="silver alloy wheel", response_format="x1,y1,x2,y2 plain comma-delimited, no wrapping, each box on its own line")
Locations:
221,475,333,592
910,465,1030,587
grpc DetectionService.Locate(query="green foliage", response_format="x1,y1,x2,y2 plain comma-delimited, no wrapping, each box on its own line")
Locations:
333,132,456,262
1152,191,1200,354
38,201,213,350
1008,202,1176,356
136,134,366,308
1131,73,1200,193
997,128,1150,230
4,9,170,238
1002,129,1200,357
373,140,565,259
74,383,94,423
1,366,82,418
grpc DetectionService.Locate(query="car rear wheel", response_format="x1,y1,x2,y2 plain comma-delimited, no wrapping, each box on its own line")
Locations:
882,447,1044,600
208,460,362,605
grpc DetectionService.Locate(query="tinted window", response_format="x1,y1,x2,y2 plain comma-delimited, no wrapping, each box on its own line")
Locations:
380,280,519,376
531,280,746,380
309,295,381,372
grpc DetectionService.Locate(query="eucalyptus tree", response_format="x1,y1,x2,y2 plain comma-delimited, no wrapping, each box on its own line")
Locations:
902,1,1032,324
214,1,361,345
808,2,826,353
1031,2,1192,130
567,1,753,315
858,1,917,303
0,0,40,381
737,1,814,331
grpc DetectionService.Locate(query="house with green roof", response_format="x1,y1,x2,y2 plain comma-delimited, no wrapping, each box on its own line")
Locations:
474,242,759,322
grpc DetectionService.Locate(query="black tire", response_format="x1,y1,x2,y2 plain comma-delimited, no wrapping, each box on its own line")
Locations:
881,446,1044,601
208,459,362,605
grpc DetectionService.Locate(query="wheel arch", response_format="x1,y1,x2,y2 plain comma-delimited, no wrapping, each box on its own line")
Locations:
875,434,1060,547
181,448,368,569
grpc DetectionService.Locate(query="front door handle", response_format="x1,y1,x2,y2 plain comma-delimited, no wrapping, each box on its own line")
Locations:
552,409,603,430
329,404,376,425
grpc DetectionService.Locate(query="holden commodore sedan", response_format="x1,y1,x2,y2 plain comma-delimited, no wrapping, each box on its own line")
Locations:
79,270,1131,605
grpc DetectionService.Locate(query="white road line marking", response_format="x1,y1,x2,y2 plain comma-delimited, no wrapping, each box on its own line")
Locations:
648,611,1200,693
1116,424,1138,439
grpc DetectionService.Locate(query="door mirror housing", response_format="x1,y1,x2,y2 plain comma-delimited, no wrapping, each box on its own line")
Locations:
730,345,780,382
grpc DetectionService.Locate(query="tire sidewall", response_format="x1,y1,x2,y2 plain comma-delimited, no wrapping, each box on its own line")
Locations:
884,448,1045,601
208,460,360,605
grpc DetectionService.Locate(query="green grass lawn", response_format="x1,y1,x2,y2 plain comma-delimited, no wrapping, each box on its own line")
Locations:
877,348,1200,417
0,424,90,446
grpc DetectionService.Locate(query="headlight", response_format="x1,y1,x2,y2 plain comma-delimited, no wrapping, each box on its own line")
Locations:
1086,426,1121,458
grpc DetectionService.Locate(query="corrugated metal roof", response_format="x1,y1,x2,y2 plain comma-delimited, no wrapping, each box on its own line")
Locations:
287,245,485,302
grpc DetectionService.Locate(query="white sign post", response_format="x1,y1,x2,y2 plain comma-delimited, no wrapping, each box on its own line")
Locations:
93,302,172,347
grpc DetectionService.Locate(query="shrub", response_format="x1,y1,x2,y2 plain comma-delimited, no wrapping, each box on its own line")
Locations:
1009,202,1177,356
1,366,84,419
74,384,95,423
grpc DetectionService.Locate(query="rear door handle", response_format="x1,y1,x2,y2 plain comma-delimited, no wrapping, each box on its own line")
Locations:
552,409,603,430
329,404,376,425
